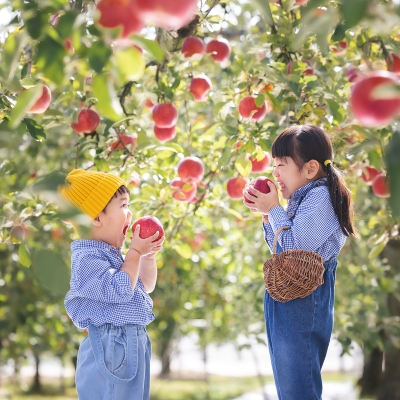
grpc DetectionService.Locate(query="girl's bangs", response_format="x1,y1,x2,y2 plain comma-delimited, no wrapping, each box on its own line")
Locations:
271,132,296,159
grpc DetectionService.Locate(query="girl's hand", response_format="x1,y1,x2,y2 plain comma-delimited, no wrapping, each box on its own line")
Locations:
242,181,280,214
129,225,165,256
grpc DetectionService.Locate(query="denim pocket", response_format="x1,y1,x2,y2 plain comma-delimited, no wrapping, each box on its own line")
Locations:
89,324,139,384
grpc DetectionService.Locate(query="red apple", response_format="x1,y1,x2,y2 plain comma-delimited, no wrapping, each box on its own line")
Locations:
189,75,212,102
287,60,313,75
128,172,141,187
226,176,249,200
205,38,231,63
177,156,204,183
235,141,243,150
372,173,390,198
96,0,144,38
238,96,269,122
154,125,176,142
361,166,380,185
349,70,400,127
182,36,205,58
295,0,308,5
346,66,365,83
11,224,30,240
250,152,271,173
332,41,347,55
386,53,400,75
144,98,154,109
244,176,274,204
130,0,198,30
26,84,51,114
109,134,137,150
170,178,197,202
131,215,164,242
152,103,178,128
71,109,100,134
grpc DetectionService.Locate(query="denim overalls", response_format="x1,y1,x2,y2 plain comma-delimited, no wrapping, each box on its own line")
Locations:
75,323,151,400
264,185,338,400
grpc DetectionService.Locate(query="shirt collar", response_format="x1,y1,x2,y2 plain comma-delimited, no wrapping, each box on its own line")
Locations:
290,177,327,202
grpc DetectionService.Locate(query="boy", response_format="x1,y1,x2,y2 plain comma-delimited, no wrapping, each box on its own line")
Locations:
59,169,164,400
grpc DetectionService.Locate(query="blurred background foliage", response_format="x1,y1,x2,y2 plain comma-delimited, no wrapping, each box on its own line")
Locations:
1,0,400,398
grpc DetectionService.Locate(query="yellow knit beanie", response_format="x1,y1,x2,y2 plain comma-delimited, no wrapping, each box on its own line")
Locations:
58,169,127,219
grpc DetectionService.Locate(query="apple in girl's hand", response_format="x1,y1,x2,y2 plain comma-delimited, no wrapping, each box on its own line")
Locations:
131,216,164,242
244,176,275,204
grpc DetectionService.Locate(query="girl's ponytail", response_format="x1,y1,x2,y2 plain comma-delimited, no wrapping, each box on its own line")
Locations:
271,124,358,238
325,162,358,237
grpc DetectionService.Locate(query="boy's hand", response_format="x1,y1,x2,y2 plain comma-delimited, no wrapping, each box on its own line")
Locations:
242,181,280,214
129,225,164,256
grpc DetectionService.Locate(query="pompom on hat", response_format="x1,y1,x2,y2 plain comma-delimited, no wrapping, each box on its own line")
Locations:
58,169,126,219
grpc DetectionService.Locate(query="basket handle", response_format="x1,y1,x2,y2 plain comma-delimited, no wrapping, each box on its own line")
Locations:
272,226,290,255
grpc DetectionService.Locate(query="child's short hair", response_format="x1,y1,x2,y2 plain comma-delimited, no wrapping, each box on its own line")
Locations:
58,169,127,219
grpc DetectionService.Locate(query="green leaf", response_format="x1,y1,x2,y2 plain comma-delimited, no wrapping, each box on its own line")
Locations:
31,171,67,193
19,243,31,267
56,11,79,40
26,11,48,40
255,93,265,108
8,85,43,129
92,73,124,121
386,131,400,217
368,241,386,259
339,0,371,29
114,47,145,81
173,242,192,259
36,35,67,85
331,23,347,42
250,0,275,29
0,31,27,84
130,35,165,63
24,118,47,141
218,148,232,168
235,153,252,177
32,250,70,297
265,92,283,113
326,99,345,124
88,41,112,73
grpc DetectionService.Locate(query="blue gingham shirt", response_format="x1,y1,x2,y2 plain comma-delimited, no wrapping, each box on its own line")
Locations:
263,178,346,261
65,240,155,329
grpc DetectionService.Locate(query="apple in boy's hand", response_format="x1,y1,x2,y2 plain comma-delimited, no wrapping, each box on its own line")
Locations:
244,176,275,204
131,216,164,242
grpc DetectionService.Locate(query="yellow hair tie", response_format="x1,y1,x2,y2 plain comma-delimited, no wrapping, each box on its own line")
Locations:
324,160,332,167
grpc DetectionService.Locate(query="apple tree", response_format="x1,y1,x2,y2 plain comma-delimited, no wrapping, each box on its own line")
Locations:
1,0,400,397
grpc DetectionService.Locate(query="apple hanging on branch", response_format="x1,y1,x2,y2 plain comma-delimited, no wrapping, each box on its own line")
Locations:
152,103,178,129
170,178,197,202
71,109,100,134
349,70,400,127
189,75,212,102
177,156,204,183
153,125,176,142
182,36,205,58
205,38,231,63
226,176,249,200
238,96,270,122
249,152,271,173
26,84,52,114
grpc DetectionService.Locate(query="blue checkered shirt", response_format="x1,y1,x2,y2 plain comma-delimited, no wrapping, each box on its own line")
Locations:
263,178,347,261
64,240,155,329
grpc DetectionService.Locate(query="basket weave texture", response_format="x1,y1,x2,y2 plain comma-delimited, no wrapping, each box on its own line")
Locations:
263,226,325,303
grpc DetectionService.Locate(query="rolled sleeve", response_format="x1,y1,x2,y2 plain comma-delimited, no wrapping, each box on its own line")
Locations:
72,253,134,304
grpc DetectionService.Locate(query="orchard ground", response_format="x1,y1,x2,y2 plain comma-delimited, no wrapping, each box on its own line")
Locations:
0,335,363,399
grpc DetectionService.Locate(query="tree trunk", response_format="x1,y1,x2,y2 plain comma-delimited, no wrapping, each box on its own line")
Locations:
159,319,176,377
31,350,41,393
357,346,383,398
378,239,400,400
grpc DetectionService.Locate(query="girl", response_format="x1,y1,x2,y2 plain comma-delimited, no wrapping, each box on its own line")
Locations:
243,124,357,400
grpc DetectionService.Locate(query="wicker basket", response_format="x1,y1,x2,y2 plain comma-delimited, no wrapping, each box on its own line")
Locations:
263,226,325,303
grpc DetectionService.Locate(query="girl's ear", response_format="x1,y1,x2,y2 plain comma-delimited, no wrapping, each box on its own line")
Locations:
305,160,320,179
92,216,102,227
